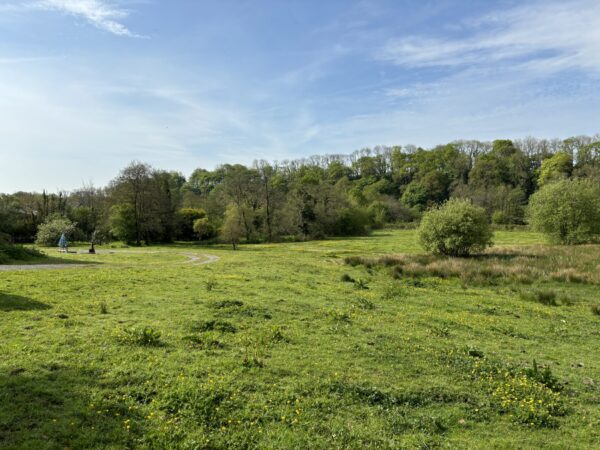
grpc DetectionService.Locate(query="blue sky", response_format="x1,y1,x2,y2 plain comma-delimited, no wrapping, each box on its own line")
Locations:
1,0,599,192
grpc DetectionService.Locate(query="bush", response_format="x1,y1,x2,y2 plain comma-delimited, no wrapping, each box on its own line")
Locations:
527,179,600,244
175,208,207,240
193,217,217,241
333,207,371,236
491,210,508,225
0,235,43,263
418,198,492,256
35,215,78,247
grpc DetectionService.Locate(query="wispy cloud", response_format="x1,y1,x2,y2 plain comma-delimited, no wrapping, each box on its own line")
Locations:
34,0,140,37
379,0,600,73
384,82,441,101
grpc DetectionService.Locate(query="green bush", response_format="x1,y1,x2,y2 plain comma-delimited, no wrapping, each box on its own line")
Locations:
109,204,138,244
333,207,371,236
34,215,78,247
0,234,43,263
418,198,492,256
527,179,600,244
176,208,207,240
193,217,217,241
491,210,508,225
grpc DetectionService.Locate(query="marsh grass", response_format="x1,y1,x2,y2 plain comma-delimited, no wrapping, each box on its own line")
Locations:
345,244,600,285
519,289,560,306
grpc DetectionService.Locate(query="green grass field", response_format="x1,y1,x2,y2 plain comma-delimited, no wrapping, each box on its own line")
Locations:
1,230,599,449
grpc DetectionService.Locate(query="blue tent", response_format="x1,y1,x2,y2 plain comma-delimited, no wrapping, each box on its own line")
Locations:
58,233,69,249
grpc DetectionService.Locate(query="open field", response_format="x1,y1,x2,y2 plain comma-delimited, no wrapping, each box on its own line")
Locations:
1,230,599,449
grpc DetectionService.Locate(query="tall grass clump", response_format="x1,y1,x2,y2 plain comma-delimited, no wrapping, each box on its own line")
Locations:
119,326,163,346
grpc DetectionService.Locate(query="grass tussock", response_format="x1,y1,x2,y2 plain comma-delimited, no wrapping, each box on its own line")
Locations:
345,244,600,285
118,326,163,346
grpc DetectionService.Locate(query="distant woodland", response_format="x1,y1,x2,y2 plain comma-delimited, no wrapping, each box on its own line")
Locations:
1,135,599,246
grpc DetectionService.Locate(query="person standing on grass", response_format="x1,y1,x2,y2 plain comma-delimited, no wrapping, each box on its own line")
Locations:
58,233,69,253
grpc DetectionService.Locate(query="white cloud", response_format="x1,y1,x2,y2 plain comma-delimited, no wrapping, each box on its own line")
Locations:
379,0,600,73
35,0,140,37
384,82,440,100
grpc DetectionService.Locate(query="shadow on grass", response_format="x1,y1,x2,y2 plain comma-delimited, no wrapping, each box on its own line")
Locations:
33,255,100,265
0,293,51,312
0,367,136,449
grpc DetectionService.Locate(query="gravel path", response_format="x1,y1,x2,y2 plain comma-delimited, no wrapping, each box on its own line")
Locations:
0,251,220,272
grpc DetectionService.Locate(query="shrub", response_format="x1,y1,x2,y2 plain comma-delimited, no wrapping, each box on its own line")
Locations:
333,207,371,236
0,235,43,263
491,210,508,225
175,208,207,240
35,215,78,247
193,217,217,241
527,179,600,244
418,198,492,256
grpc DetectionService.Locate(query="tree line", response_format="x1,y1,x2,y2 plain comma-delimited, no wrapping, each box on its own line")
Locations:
1,134,599,248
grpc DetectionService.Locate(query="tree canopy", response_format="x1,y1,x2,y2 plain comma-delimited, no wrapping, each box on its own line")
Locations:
1,134,598,247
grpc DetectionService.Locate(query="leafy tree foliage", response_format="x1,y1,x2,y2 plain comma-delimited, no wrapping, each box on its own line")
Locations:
538,152,573,186
527,179,600,244
109,204,138,244
221,204,243,250
193,217,217,241
2,134,600,248
418,199,492,256
175,208,207,240
35,215,78,247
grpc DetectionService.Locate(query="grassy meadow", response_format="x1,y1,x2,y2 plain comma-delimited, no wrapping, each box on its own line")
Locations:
1,230,599,449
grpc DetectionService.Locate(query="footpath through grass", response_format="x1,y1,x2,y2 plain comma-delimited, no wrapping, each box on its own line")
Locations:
1,230,599,448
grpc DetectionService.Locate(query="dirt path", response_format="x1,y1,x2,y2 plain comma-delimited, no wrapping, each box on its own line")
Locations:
0,251,220,272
